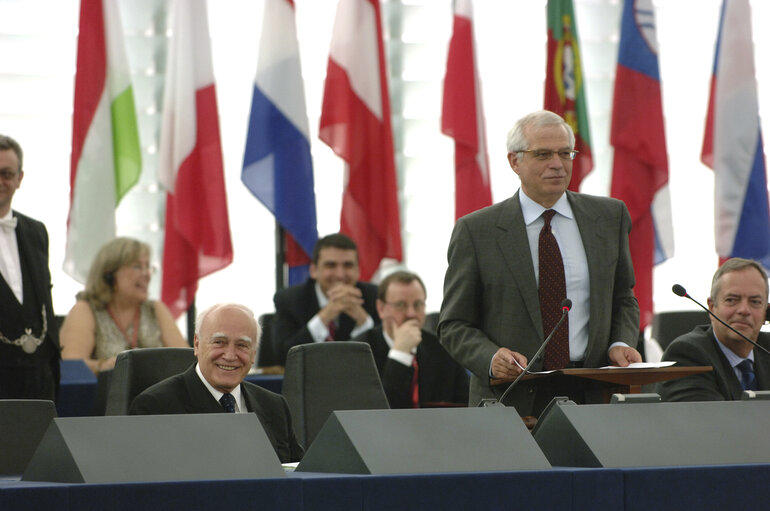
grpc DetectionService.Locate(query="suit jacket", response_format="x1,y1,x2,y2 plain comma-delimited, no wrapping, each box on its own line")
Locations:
272,278,379,365
658,325,770,401
438,191,639,415
352,326,469,409
129,364,304,463
0,211,60,400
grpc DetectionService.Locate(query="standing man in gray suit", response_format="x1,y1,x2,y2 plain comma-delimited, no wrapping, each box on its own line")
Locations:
439,110,641,416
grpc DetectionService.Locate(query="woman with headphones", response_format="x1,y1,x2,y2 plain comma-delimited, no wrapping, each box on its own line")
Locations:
60,237,187,374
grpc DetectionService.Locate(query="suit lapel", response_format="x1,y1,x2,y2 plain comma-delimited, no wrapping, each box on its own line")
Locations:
495,193,542,336
13,213,46,308
182,366,227,413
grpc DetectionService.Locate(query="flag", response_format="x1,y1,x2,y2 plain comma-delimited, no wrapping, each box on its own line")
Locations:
701,0,770,269
319,0,403,280
441,0,493,220
609,0,673,331
158,0,233,317
65,0,141,282
242,0,318,286
545,0,593,191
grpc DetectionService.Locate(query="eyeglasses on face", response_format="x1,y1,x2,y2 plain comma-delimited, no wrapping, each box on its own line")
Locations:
384,300,426,312
518,149,578,161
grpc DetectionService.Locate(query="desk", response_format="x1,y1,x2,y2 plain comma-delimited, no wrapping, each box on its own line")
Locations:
56,360,284,417
2,464,769,511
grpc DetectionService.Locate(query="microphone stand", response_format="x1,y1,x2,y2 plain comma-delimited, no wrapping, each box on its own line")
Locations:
479,308,570,407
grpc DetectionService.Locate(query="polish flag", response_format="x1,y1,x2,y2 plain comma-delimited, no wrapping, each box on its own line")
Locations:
158,0,233,317
66,0,141,282
441,0,493,220
319,0,403,280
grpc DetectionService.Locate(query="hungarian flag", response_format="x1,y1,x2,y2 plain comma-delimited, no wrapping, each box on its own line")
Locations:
441,0,493,221
319,0,403,280
701,0,770,269
610,0,673,331
545,0,593,191
158,0,233,317
66,0,141,282
242,0,318,286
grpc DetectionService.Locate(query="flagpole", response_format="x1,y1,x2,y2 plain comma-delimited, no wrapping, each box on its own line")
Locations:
275,221,286,291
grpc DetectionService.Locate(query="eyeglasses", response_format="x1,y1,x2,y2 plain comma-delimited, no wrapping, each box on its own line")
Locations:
0,170,19,180
126,262,156,274
384,300,426,312
518,149,579,161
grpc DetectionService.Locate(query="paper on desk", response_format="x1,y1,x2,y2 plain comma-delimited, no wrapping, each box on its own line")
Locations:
599,361,676,369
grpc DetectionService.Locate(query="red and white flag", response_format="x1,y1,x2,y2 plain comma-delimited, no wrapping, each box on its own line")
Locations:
158,0,233,317
441,0,492,220
319,0,403,280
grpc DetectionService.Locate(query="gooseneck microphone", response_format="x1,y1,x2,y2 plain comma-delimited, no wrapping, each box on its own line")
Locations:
671,284,770,355
480,299,572,407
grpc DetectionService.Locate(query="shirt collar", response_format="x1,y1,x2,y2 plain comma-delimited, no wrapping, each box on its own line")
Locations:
518,189,573,226
712,330,755,367
195,362,244,409
315,281,328,307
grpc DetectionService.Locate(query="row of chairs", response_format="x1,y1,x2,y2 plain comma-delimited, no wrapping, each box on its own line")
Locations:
103,341,390,449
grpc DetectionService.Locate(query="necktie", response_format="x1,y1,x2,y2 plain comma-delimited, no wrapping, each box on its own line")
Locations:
539,210,569,370
737,359,758,391
325,320,336,342
411,356,420,408
0,216,17,232
220,393,236,413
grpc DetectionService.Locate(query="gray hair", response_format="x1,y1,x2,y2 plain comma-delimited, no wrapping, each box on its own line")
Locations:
195,303,261,342
506,110,575,154
710,258,769,301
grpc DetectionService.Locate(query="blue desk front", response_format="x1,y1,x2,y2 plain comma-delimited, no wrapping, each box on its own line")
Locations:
56,360,283,417
2,464,769,511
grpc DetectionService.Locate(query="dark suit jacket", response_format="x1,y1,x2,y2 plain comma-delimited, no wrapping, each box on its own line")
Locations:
129,364,304,463
658,325,770,401
352,326,469,409
0,211,60,400
272,278,379,365
438,191,639,415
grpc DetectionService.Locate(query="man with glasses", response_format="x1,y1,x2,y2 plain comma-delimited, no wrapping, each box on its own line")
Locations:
352,271,468,408
0,134,60,399
439,110,641,417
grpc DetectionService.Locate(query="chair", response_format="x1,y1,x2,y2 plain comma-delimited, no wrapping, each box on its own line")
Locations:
257,313,280,368
650,310,710,352
423,311,440,335
104,347,196,415
282,341,389,449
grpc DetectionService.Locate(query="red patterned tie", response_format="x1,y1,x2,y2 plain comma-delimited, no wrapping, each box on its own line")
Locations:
325,321,336,342
411,357,420,408
539,210,569,370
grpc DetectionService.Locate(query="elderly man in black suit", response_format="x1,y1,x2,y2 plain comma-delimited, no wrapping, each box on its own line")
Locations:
272,233,379,365
352,270,468,408
0,134,60,400
439,110,641,416
129,303,303,463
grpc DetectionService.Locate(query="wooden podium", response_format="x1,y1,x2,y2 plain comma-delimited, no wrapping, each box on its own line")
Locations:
492,366,712,413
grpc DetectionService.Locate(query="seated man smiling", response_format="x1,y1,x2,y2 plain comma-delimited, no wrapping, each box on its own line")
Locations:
129,303,303,463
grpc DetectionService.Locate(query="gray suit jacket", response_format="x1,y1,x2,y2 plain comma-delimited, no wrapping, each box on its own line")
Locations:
438,190,639,414
658,325,770,401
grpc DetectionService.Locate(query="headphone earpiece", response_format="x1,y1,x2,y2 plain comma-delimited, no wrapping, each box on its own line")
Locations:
104,273,115,287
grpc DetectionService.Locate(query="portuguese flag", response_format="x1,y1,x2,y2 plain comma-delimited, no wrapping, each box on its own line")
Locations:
545,0,593,191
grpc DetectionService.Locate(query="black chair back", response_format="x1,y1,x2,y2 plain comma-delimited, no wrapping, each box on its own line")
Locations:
651,310,711,351
282,341,389,449
257,313,280,367
105,347,196,415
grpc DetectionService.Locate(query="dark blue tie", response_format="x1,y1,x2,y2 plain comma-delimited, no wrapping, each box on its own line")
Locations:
219,393,236,413
737,359,758,391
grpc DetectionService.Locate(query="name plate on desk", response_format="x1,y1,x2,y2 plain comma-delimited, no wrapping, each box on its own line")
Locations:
0,400,56,476
297,407,551,474
23,413,285,483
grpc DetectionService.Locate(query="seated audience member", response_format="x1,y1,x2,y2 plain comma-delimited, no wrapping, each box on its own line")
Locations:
60,237,187,374
272,233,379,365
352,271,469,408
659,258,770,401
129,303,303,463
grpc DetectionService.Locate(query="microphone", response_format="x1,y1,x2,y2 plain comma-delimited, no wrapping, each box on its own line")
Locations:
671,284,770,356
480,298,572,407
